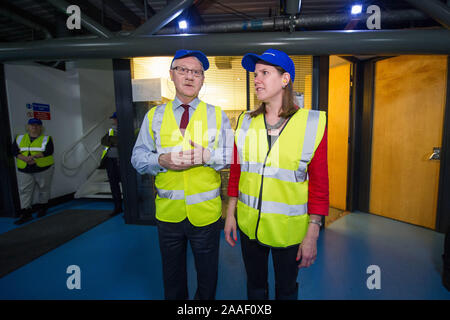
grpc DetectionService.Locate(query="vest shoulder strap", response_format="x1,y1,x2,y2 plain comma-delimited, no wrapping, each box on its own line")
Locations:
147,104,162,141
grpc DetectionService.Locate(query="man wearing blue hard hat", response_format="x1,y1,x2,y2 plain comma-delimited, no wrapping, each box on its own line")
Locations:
12,118,55,225
132,49,233,299
100,111,122,216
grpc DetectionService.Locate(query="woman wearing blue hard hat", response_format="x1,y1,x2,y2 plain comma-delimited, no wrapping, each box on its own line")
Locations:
224,49,329,299
12,118,55,225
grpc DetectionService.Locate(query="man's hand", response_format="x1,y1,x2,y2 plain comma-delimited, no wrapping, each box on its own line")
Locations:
189,140,211,164
158,142,210,171
158,151,194,171
18,154,35,165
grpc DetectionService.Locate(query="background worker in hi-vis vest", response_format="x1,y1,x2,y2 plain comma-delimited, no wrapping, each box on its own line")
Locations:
131,49,233,300
12,118,55,225
100,111,122,216
224,49,329,300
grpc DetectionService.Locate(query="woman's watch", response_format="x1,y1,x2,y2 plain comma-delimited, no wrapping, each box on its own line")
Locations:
309,219,323,227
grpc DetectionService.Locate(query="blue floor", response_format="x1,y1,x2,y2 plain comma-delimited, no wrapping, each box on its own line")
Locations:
0,200,449,300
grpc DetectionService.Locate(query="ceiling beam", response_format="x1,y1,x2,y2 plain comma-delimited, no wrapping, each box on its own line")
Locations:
403,0,450,29
45,0,114,38
70,0,122,32
0,29,449,61
132,0,194,36
103,0,142,28
0,1,54,39
129,0,156,19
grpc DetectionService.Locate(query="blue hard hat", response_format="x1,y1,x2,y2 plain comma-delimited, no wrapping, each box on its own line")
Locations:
241,48,296,82
28,118,43,125
172,49,210,71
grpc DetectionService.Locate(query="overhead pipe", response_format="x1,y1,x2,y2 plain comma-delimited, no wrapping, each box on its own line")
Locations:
0,7,53,39
131,0,194,36
285,0,302,32
155,10,431,35
45,0,114,38
285,0,301,16
0,29,449,61
403,0,450,29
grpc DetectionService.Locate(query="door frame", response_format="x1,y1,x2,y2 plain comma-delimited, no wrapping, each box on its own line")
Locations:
0,63,21,217
347,55,450,232
436,56,450,233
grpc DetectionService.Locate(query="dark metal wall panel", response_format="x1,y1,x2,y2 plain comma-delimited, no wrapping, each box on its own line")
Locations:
0,63,20,217
357,60,375,213
312,55,329,112
436,56,450,233
112,58,155,225
347,61,364,212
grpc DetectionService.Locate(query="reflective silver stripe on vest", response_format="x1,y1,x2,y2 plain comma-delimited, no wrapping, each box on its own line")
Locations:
18,135,49,152
152,104,166,153
157,187,221,205
24,147,45,151
41,136,49,149
238,192,259,211
186,187,221,205
16,135,24,146
157,189,185,200
241,161,306,183
206,104,217,150
236,113,252,163
298,110,320,174
239,191,307,216
241,161,263,175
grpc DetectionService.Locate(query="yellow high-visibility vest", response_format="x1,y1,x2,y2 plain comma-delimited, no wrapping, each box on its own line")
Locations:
148,100,223,227
235,108,326,248
16,134,54,169
101,128,115,160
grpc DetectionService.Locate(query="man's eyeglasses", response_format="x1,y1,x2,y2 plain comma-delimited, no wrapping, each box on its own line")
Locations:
171,66,204,77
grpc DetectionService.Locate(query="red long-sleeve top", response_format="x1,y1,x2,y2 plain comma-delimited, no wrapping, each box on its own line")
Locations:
227,127,329,216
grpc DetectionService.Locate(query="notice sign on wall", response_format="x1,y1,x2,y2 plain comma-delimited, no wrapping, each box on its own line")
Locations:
27,103,51,120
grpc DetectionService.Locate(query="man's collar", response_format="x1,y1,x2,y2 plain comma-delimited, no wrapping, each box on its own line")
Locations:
173,96,200,110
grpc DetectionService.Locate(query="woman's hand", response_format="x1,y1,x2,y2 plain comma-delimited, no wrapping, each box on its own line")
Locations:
296,216,321,269
224,197,238,247
296,235,318,269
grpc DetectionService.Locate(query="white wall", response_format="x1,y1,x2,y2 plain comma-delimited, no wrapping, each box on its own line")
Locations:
5,60,116,202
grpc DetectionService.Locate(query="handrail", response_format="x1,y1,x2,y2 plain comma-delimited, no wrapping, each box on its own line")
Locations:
61,115,109,171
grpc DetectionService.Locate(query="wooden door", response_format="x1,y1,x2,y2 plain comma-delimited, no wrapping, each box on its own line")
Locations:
370,55,447,229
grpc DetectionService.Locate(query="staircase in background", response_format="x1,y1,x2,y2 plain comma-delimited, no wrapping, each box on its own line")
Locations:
74,169,121,199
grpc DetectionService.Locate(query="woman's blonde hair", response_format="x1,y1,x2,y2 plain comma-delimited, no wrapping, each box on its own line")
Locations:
249,61,297,118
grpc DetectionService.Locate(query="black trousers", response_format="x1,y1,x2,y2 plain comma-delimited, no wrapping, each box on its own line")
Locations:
240,231,299,300
157,218,221,300
104,157,122,210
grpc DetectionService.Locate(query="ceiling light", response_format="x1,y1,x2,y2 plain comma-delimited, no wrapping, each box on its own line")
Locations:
351,5,363,15
178,20,188,29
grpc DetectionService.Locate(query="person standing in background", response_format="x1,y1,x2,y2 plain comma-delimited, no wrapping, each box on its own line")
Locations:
100,112,122,216
12,118,55,225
